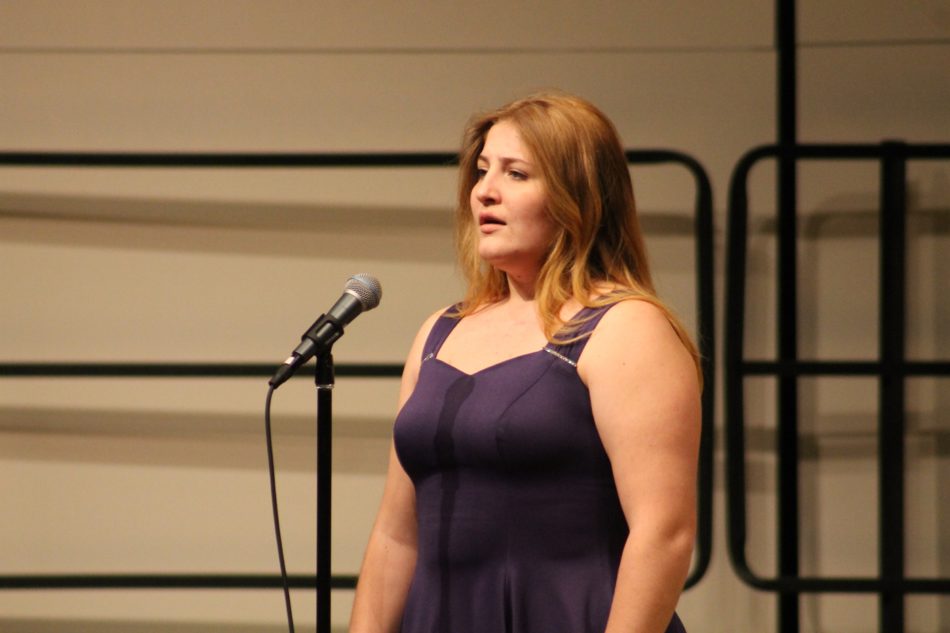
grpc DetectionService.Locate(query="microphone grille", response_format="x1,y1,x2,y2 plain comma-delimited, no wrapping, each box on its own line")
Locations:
345,273,382,310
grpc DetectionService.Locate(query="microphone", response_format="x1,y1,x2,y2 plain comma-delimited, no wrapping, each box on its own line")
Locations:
269,273,382,388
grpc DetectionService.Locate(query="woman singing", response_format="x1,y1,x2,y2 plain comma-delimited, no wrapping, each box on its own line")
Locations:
350,91,701,633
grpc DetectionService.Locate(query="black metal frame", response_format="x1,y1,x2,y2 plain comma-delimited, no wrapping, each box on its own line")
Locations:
775,2,800,629
724,142,950,633
0,149,715,595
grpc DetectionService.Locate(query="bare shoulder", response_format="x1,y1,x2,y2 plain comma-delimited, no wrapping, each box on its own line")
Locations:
405,305,454,365
582,299,701,468
596,298,677,336
586,299,688,355
579,299,697,391
398,304,455,406
419,304,453,340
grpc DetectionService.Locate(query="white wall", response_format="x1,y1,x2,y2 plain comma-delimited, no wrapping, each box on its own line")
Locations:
0,2,947,631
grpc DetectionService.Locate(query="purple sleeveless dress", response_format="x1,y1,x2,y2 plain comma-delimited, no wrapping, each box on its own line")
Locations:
393,304,687,633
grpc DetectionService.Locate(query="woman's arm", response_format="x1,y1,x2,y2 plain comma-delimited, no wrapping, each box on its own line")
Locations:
579,300,701,633
348,310,443,633
347,443,419,633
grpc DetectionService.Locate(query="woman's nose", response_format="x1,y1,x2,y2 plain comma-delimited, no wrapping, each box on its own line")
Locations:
473,170,499,206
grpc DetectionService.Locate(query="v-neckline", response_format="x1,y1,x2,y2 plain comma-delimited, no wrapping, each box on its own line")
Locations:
429,304,593,377
429,349,551,378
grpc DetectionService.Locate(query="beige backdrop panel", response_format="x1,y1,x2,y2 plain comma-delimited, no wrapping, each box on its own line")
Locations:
1,1,948,632
0,0,773,50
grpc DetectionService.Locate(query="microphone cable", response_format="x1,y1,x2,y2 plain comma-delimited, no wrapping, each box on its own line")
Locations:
265,384,295,633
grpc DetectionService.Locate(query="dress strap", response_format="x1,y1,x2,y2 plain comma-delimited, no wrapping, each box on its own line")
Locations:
544,303,618,366
421,305,462,362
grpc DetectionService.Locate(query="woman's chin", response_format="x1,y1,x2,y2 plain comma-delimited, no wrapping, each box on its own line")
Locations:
479,251,519,271
477,247,505,266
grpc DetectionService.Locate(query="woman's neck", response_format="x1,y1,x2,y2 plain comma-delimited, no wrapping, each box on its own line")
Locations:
505,270,540,303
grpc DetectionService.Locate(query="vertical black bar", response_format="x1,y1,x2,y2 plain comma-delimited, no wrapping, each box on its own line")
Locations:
725,154,753,584
776,161,801,633
776,1,800,632
316,355,335,633
689,162,716,588
879,143,907,633
777,0,798,150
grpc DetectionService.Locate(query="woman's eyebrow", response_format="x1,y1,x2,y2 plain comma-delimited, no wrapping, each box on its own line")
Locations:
476,154,532,166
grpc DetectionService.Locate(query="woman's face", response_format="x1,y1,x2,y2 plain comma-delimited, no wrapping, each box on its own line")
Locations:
470,120,556,280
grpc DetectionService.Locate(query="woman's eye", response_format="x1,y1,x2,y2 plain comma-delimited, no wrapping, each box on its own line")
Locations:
475,167,487,179
509,170,527,180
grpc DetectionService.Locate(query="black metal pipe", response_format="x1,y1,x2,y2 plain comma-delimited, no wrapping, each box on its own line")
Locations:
879,142,908,633
724,136,752,590
8,572,950,593
0,152,458,168
0,362,403,378
4,145,946,172
691,152,716,591
0,574,357,590
741,360,950,376
315,356,335,633
725,142,950,613
625,149,716,590
712,573,950,594
776,1,800,630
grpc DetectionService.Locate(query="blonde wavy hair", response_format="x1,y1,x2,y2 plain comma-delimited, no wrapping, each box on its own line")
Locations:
453,91,701,381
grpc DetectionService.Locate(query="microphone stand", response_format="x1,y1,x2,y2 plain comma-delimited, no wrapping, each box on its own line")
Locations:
315,353,334,633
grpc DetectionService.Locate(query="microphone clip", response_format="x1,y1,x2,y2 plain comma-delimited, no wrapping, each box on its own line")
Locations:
297,312,345,358
270,313,344,389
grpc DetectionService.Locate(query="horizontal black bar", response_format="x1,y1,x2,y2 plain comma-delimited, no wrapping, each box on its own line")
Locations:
0,362,403,378
0,574,356,590
731,571,950,594
740,360,950,376
13,358,939,380
11,146,945,169
735,143,950,171
0,150,709,169
11,361,936,378
4,571,948,594
0,152,459,168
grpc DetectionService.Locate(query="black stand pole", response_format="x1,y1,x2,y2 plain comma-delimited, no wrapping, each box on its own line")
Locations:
775,2,800,632
315,354,334,633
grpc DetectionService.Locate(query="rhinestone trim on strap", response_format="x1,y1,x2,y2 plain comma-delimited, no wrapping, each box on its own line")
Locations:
543,347,577,367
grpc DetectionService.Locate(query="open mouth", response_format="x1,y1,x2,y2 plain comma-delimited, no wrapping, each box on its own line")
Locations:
479,213,506,227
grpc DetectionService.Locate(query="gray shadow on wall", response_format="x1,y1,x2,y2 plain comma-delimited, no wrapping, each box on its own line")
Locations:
0,192,456,263
0,192,704,263
0,405,391,474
